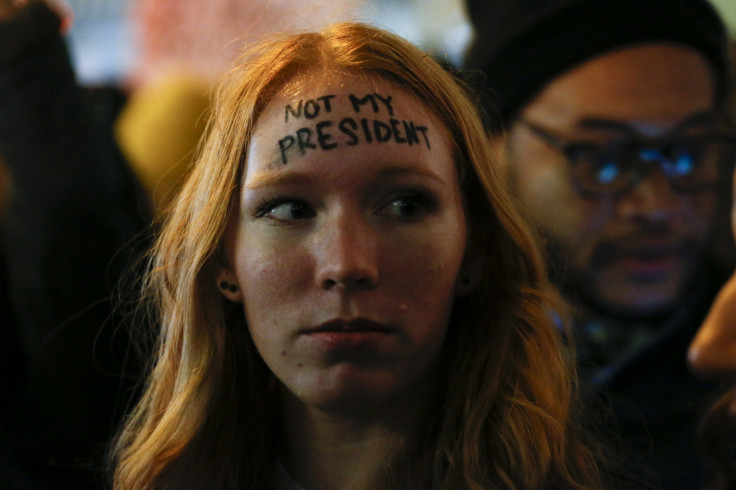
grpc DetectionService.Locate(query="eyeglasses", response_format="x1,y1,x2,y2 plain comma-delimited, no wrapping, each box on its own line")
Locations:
519,119,736,198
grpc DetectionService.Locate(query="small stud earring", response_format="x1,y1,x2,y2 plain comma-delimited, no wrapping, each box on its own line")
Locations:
219,281,239,293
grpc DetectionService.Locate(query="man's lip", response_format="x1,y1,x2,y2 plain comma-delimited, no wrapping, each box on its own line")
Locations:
609,241,686,260
611,245,684,269
610,244,686,280
618,245,682,259
301,318,394,334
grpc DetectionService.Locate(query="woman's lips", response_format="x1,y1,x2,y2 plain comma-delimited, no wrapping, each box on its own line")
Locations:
303,318,393,334
300,318,395,349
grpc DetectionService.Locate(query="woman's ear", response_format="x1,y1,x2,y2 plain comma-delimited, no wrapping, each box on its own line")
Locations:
216,267,243,303
455,255,485,297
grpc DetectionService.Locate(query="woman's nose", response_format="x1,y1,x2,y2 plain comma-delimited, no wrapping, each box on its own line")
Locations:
313,215,380,291
688,272,736,378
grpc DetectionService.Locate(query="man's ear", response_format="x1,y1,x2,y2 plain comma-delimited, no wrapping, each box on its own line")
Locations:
216,267,243,303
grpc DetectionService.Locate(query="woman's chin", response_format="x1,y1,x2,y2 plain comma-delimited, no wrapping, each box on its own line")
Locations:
280,369,421,418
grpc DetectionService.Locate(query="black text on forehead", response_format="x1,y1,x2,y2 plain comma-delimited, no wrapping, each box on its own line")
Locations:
284,92,395,123
277,117,430,164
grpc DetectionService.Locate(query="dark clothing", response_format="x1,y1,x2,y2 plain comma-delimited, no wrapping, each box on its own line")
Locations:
0,4,149,488
578,270,722,490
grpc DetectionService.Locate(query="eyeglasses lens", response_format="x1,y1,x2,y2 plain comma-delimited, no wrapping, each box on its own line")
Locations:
573,138,733,197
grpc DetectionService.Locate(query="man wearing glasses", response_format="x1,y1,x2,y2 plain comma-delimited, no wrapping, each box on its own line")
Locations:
464,0,734,488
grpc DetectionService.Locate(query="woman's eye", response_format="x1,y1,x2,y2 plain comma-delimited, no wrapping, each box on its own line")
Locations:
379,196,432,220
258,200,315,222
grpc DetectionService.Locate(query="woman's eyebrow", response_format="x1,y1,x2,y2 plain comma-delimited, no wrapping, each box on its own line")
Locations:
670,110,720,132
245,164,446,191
374,164,447,185
245,170,315,190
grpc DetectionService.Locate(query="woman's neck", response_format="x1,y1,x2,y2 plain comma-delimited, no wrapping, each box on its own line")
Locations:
278,390,422,490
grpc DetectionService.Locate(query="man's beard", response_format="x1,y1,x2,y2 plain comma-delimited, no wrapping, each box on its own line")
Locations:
536,223,702,323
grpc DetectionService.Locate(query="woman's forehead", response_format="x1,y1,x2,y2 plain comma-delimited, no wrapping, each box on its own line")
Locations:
277,71,386,100
249,73,445,169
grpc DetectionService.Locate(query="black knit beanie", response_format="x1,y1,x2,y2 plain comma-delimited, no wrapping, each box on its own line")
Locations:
463,0,730,123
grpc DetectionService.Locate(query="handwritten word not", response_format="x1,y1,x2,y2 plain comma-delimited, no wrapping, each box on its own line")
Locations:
285,95,336,122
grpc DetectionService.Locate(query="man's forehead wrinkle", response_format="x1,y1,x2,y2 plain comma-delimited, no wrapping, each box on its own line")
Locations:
575,109,720,137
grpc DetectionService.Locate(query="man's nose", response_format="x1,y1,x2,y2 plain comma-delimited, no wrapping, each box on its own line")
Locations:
313,214,380,291
616,165,682,222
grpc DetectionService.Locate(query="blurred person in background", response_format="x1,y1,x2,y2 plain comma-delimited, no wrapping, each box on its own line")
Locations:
463,0,735,488
0,1,150,488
